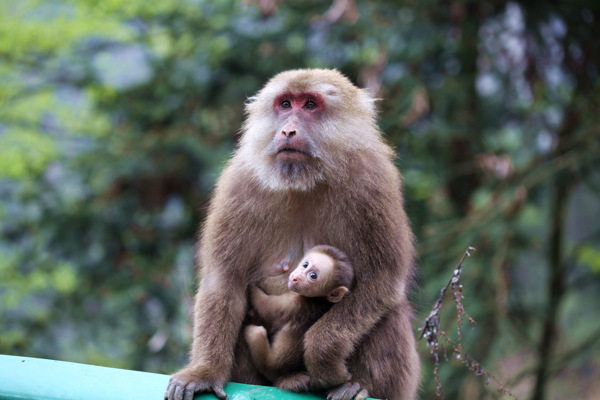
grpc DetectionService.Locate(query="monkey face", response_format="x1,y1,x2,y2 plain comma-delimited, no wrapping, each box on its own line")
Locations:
272,92,324,163
258,91,329,188
238,69,379,192
288,251,334,297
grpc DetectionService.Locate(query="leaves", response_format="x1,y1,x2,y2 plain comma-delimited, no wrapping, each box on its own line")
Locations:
0,130,58,179
577,245,600,275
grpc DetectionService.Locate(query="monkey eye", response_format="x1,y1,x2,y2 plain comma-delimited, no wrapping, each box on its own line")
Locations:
304,100,316,109
309,271,318,280
281,100,292,109
302,261,309,268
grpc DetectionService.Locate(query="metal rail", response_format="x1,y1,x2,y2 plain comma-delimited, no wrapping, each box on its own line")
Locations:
0,355,329,400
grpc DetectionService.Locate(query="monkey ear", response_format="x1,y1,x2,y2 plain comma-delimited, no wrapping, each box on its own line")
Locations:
327,286,349,303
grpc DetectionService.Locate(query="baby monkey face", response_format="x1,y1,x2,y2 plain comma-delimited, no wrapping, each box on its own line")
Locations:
288,251,334,297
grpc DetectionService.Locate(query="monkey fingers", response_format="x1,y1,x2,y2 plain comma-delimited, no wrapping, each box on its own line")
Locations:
165,376,228,400
326,382,369,400
353,389,369,400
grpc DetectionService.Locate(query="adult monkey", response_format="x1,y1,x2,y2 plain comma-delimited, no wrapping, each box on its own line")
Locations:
165,69,420,400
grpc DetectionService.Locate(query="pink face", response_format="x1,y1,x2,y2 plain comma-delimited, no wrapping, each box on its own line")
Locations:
288,251,333,297
272,92,326,163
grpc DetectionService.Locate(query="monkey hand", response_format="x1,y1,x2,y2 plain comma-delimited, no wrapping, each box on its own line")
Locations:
306,360,351,391
304,332,351,390
275,372,311,392
250,285,266,298
165,365,228,400
326,382,369,400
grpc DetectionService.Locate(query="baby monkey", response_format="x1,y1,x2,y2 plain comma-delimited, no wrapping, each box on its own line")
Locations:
245,245,355,392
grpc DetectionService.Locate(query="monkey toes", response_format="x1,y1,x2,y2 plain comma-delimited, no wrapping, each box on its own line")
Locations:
244,324,267,343
326,382,369,400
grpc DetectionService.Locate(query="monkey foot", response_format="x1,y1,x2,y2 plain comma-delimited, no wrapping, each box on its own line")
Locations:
326,382,369,400
244,324,268,345
275,372,311,392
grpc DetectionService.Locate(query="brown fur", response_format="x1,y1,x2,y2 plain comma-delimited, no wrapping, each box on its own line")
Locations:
165,69,420,400
244,246,354,390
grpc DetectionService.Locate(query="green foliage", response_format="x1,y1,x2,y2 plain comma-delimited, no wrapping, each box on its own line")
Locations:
0,1,130,61
577,245,600,274
0,129,58,179
1,1,599,399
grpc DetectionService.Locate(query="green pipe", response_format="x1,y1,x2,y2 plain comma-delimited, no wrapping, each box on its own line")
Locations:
0,355,330,400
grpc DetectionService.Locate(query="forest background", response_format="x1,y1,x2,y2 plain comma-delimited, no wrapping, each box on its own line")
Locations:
1,1,599,399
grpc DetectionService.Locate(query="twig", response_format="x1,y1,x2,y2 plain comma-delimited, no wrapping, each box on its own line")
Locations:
418,247,518,399
418,246,475,343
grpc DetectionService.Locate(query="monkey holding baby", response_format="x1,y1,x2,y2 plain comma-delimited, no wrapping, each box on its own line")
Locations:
245,245,356,394
165,69,420,400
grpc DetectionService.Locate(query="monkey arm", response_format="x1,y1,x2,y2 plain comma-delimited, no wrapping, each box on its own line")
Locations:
191,270,249,371
250,286,300,320
169,273,248,395
166,269,247,400
167,171,268,400
302,159,416,394
303,282,396,389
304,214,413,391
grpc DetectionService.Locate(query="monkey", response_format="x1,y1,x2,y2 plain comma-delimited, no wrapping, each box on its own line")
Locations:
244,245,355,392
165,69,420,400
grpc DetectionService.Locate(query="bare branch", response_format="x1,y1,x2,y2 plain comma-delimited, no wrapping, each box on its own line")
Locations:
418,247,518,399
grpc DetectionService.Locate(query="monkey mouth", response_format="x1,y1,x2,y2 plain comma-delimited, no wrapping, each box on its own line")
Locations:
276,147,310,162
277,146,308,155
288,281,301,292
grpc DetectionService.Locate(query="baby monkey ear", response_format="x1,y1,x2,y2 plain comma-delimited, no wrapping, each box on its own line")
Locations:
327,286,350,303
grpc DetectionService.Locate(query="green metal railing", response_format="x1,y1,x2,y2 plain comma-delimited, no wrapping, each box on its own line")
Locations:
0,355,330,400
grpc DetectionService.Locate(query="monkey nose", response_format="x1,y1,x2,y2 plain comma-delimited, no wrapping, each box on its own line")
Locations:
282,129,296,138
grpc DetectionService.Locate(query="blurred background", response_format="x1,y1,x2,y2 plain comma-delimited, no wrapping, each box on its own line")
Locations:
1,1,599,399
